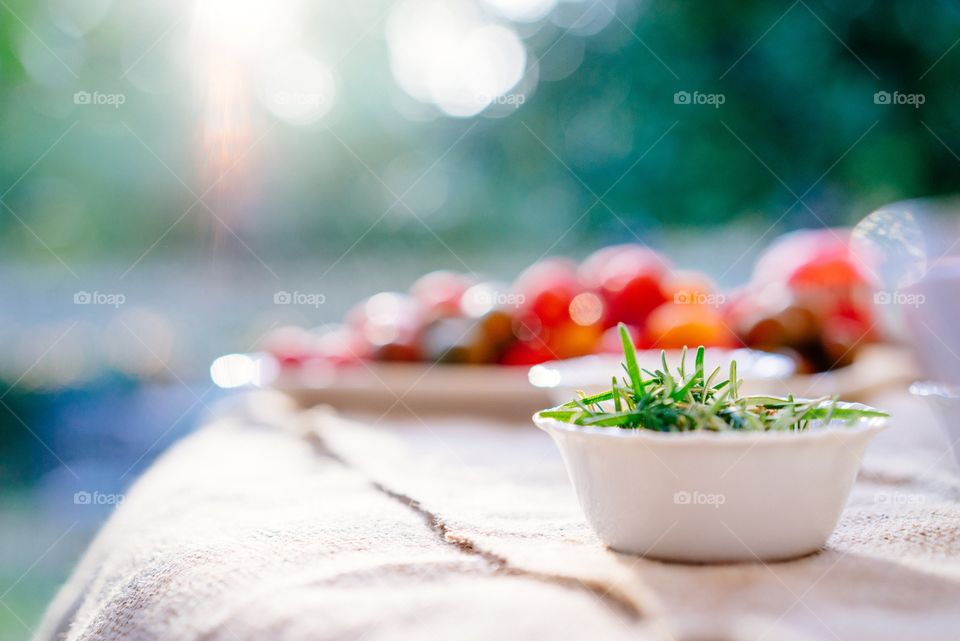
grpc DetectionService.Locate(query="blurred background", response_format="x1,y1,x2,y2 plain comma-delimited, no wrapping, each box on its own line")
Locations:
3,0,960,636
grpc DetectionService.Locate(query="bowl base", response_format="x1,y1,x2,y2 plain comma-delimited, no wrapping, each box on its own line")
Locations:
607,544,825,565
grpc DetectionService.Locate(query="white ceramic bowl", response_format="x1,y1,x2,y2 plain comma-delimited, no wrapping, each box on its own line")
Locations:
534,405,887,563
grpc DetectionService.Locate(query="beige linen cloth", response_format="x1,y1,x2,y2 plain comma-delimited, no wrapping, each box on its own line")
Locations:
36,390,960,641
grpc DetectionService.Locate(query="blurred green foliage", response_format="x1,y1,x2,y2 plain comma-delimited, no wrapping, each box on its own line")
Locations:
0,0,959,259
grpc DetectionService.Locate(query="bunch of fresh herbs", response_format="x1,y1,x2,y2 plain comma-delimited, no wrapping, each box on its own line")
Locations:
538,324,887,432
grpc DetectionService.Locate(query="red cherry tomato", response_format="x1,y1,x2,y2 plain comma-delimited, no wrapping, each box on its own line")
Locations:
314,325,371,365
410,270,476,317
498,339,556,366
578,244,670,328
821,315,874,367
348,292,425,362
645,302,736,350
543,320,603,360
513,258,581,328
752,229,873,291
261,326,319,368
662,270,718,306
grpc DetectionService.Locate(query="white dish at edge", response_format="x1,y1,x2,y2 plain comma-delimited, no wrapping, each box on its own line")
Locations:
910,381,960,467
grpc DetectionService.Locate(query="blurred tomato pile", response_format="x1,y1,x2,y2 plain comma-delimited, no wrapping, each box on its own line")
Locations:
264,229,879,374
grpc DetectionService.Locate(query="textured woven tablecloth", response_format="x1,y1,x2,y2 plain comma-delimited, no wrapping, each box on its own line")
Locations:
35,390,960,641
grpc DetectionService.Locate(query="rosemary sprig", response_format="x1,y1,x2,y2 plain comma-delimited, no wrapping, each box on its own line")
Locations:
541,323,888,432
